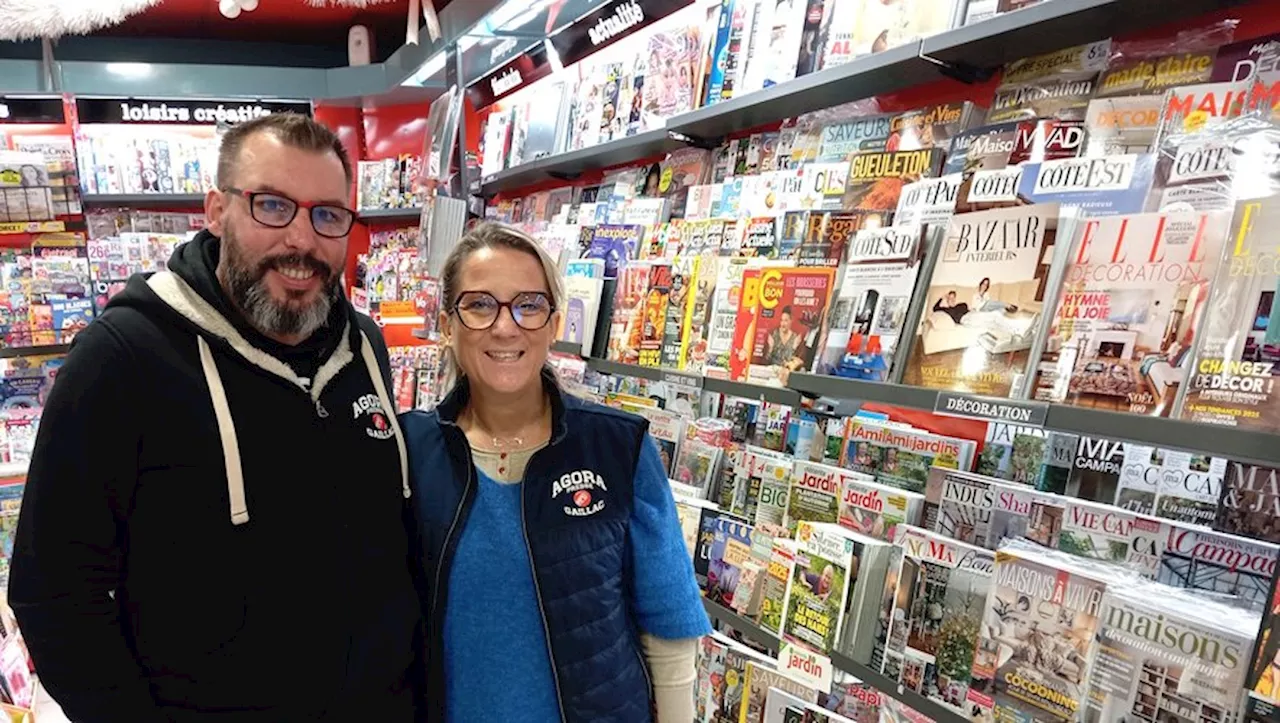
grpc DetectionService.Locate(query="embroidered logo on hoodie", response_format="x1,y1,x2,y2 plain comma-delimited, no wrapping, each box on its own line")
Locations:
352,393,395,440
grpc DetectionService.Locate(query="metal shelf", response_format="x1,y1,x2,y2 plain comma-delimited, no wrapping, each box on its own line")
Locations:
701,598,968,723
703,377,801,407
0,343,71,359
920,0,1242,70
585,357,701,386
474,0,1238,198
551,341,583,356
667,42,934,143
479,129,682,196
358,207,423,222
785,372,1280,468
81,193,205,207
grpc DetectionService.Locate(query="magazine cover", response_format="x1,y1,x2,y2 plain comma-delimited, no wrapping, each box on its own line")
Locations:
1060,434,1128,503
1113,443,1163,514
888,102,982,153
902,203,1061,397
812,225,924,381
841,148,944,224
784,521,858,654
1084,583,1257,723
1180,197,1280,432
879,526,995,714
1160,523,1278,608
606,261,650,363
741,662,818,723
1057,498,1167,577
746,266,837,386
986,40,1110,123
816,115,894,162
840,417,975,494
922,468,1063,551
837,474,924,543
1216,461,1280,544
1031,210,1231,417
967,545,1110,722
787,460,853,531
1154,449,1227,526
586,224,644,278
976,423,1050,487
797,212,858,268
708,516,755,609
1247,560,1280,720
758,539,799,638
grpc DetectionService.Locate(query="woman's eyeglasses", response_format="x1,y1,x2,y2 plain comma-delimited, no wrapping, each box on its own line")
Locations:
452,291,555,331
222,187,357,239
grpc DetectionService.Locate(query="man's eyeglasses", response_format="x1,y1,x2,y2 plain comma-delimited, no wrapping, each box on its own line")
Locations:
222,187,357,239
452,291,555,331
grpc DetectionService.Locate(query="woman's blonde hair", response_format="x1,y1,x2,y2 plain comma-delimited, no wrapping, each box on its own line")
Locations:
437,221,564,392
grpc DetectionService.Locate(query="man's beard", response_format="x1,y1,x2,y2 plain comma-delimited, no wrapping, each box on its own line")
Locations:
220,225,341,341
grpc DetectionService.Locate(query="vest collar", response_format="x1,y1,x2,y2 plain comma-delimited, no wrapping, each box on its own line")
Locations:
436,368,569,445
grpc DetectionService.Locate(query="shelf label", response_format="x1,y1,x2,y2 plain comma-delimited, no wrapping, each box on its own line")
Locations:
0,221,64,235
0,97,66,124
75,98,313,125
465,43,553,109
549,0,694,68
935,392,1048,426
780,642,833,693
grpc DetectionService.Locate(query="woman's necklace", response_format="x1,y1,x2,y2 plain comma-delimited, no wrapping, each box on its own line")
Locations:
463,407,549,454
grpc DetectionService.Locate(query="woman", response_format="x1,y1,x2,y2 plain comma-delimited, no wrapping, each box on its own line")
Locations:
972,277,993,311
401,222,710,723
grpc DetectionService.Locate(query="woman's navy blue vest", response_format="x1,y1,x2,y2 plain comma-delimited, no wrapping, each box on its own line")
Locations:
401,372,655,723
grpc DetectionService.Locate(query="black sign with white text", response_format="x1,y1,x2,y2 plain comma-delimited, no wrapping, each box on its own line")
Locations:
549,0,693,67
465,43,553,109
935,392,1049,426
75,98,312,126
0,97,66,124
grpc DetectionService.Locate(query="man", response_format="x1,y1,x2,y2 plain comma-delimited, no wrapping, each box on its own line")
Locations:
10,114,420,722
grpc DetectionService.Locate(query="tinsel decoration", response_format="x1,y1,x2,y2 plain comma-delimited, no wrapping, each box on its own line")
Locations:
0,0,164,40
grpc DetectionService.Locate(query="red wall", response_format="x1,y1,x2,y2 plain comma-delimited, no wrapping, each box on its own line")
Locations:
314,101,432,347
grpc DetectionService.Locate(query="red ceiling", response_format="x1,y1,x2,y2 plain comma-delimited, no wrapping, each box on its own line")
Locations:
96,0,452,46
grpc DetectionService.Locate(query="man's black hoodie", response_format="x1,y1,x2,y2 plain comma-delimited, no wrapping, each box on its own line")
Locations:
9,231,421,722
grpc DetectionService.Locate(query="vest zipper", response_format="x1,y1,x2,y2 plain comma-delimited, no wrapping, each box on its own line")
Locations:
521,483,568,723
431,454,474,619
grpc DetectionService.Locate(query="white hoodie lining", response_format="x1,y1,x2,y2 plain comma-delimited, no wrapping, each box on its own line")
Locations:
147,271,411,525
146,271,353,401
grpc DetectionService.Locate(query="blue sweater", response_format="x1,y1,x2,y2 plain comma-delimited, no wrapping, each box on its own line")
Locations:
443,440,710,722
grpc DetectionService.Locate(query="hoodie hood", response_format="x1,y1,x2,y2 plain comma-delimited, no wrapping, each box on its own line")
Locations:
103,231,411,524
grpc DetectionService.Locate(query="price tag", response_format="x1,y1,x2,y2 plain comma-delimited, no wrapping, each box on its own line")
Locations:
934,391,1049,426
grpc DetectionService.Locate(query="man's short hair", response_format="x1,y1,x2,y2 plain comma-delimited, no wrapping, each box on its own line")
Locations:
216,113,352,190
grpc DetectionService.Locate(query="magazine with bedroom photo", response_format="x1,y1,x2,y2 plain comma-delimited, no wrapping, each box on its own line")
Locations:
902,204,1062,398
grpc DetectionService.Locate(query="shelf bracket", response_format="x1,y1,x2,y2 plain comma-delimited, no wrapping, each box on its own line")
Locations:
917,49,997,85
667,130,721,151
547,170,581,182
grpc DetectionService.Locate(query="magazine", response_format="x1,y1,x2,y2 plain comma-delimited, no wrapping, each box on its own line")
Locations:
740,663,818,723
1084,582,1258,723
1154,449,1227,526
784,521,890,659
1113,444,1163,514
923,468,1065,551
1057,497,1167,577
1062,434,1130,503
1030,210,1231,417
879,526,995,714
708,516,756,609
967,544,1111,722
746,266,837,387
839,417,977,494
787,460,855,532
837,474,924,543
1160,523,1279,609
1216,461,1280,544
812,225,924,381
1180,197,1280,432
902,203,1062,397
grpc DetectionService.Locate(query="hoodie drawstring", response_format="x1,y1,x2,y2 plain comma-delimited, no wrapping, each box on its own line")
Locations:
197,332,412,528
359,331,411,500
198,336,251,526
